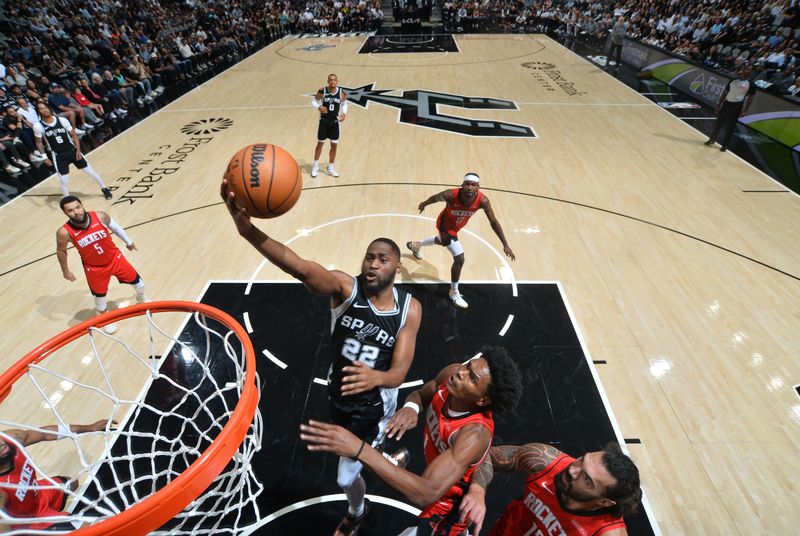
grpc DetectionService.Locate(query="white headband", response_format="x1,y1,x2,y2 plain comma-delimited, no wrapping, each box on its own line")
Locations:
464,173,480,183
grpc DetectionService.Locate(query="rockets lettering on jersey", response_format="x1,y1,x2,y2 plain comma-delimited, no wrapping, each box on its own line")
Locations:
75,229,109,249
522,492,567,536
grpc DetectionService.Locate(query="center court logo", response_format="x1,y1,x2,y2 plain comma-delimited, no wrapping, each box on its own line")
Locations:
520,62,586,96
339,83,536,138
180,117,234,135
108,117,234,205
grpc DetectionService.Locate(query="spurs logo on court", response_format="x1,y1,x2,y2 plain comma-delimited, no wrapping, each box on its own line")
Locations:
296,44,336,51
340,83,536,138
180,117,234,135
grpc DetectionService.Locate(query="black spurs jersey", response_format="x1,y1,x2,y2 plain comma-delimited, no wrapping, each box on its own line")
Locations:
38,117,75,153
328,275,412,421
320,87,343,125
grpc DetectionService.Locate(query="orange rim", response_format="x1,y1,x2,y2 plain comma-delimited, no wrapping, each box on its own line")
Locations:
0,301,258,535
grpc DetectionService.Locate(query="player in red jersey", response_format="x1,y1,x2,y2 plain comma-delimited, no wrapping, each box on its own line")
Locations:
300,346,522,536
458,442,642,535
407,173,515,310
56,195,146,333
0,419,113,531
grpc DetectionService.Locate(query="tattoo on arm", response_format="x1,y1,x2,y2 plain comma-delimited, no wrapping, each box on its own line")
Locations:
490,443,563,476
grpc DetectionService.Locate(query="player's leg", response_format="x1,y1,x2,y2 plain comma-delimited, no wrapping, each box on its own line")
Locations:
329,404,376,535
113,254,147,303
74,155,112,199
313,122,327,177
445,239,468,309
54,151,72,196
407,223,446,260
327,125,340,177
86,260,119,332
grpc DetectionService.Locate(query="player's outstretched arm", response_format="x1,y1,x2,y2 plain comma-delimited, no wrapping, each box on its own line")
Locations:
1,419,115,448
55,228,76,281
481,196,515,260
385,363,459,440
221,180,350,298
300,419,490,507
340,297,422,396
418,189,453,213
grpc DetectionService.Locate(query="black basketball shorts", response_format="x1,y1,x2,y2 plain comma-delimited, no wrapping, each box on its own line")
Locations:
53,149,88,175
317,120,340,142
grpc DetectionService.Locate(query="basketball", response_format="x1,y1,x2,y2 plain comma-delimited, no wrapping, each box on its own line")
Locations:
223,143,302,218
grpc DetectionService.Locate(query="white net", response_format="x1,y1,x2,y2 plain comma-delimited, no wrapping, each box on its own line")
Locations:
0,305,263,535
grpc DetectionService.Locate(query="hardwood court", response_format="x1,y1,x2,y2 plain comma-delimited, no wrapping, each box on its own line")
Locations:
1,34,799,534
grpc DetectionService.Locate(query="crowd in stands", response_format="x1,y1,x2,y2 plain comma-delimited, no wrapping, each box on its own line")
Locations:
0,0,384,195
440,0,800,96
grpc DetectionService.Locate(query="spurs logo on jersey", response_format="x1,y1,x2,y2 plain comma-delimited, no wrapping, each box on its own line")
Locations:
321,87,342,124
340,83,536,138
39,117,75,153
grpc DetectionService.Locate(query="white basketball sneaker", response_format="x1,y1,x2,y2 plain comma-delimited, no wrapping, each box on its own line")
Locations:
406,241,423,260
448,289,468,310
311,164,318,178
327,164,339,177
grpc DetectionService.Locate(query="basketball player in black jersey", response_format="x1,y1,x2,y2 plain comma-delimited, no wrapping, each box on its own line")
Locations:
33,102,112,199
311,74,348,178
221,180,422,536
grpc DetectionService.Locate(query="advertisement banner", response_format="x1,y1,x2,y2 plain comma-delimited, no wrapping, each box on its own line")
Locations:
621,39,800,151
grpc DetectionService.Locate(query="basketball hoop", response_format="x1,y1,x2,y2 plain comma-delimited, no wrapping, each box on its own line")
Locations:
0,301,263,535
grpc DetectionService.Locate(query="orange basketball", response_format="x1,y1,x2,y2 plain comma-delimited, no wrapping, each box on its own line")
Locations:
223,143,302,218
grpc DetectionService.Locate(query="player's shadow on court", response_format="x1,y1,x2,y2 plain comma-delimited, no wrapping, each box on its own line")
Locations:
399,258,441,282
652,132,706,147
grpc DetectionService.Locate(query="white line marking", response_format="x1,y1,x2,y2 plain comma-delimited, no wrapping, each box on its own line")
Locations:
241,493,419,533
262,348,287,369
640,92,676,95
243,312,253,333
498,314,515,336
517,102,652,107
681,117,716,120
462,351,483,364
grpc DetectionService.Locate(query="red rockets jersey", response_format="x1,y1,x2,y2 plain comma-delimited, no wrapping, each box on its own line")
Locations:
0,446,65,526
420,382,494,518
63,211,120,267
437,188,484,235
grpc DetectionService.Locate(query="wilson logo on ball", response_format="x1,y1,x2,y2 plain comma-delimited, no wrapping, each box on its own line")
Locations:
224,143,302,219
249,144,268,187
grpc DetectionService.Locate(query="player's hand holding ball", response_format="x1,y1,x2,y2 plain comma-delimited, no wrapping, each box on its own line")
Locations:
222,143,302,219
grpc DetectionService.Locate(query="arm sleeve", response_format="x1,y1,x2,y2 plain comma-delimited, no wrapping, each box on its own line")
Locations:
32,122,43,137
311,97,321,108
107,218,133,246
341,101,348,113
59,117,73,131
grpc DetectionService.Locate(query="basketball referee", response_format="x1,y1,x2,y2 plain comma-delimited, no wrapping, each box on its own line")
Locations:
705,66,755,152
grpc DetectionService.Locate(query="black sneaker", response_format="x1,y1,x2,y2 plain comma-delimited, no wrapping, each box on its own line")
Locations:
704,139,714,146
719,146,727,152
333,498,371,536
102,188,113,200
